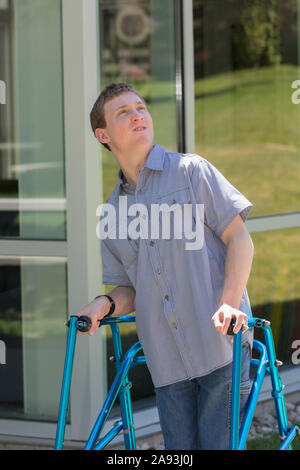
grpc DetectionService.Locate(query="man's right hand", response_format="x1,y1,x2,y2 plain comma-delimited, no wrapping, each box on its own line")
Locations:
75,296,111,336
74,286,135,336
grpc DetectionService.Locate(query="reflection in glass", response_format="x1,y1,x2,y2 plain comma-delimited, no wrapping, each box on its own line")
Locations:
0,0,66,239
0,255,68,421
99,0,179,204
248,227,300,368
193,0,300,217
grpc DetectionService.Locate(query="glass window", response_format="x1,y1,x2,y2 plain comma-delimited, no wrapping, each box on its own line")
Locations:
248,227,300,369
0,255,68,421
0,0,66,239
0,0,68,423
98,0,181,407
193,0,300,217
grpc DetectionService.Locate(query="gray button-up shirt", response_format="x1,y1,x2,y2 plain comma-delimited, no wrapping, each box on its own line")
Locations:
100,144,253,388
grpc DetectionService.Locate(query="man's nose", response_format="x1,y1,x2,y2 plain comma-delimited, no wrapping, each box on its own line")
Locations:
132,109,144,120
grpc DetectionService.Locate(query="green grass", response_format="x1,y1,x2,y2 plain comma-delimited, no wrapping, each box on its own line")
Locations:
194,65,300,216
247,432,300,450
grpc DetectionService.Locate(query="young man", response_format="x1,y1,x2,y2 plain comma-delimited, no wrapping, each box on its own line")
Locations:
76,82,254,450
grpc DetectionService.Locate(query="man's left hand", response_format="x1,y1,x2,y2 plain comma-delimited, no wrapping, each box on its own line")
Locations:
212,303,248,339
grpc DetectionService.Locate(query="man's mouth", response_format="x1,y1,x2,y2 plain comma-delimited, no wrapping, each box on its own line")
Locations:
133,126,147,132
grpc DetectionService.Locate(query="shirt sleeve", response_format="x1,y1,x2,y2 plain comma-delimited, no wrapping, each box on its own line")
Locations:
101,237,133,287
191,158,253,239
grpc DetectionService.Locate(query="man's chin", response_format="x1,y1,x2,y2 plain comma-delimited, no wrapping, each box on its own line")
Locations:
133,136,154,150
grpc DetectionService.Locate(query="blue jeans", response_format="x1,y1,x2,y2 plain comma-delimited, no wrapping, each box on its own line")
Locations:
155,342,252,450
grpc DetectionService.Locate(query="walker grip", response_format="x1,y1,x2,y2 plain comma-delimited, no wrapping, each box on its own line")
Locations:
227,319,248,335
227,319,236,335
76,316,92,332
65,315,92,332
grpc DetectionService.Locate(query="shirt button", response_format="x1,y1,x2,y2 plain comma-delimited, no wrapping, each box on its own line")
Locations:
157,269,161,275
164,295,169,301
150,241,155,247
127,235,131,241
172,322,177,329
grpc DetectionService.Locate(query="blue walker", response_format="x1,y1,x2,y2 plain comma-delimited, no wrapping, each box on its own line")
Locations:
54,315,299,450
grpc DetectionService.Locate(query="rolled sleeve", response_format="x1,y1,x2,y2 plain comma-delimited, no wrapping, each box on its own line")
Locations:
101,238,133,287
192,158,253,239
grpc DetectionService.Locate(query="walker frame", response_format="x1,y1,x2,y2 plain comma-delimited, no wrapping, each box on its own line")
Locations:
54,315,299,450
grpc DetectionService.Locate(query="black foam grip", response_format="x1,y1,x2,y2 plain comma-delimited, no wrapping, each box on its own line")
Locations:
76,315,92,332
227,319,235,336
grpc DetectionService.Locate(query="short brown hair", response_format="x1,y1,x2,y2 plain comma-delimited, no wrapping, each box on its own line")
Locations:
90,82,145,151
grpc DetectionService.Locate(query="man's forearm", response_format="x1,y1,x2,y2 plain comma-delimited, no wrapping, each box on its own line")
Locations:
218,234,254,310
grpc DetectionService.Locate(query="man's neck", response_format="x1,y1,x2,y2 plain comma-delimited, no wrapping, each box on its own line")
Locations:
121,166,141,186
116,145,153,186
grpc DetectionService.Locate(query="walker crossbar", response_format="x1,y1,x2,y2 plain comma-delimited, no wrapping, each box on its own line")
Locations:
55,315,299,450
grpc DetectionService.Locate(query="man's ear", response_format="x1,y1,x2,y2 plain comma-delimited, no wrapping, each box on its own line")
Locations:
95,128,110,145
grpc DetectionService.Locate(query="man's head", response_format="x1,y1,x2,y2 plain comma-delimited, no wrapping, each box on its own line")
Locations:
90,82,153,154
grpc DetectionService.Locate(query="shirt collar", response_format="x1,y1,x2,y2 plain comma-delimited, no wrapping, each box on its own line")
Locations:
144,144,166,171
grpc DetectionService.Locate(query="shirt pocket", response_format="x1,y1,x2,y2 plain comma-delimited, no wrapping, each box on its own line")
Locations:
154,187,195,241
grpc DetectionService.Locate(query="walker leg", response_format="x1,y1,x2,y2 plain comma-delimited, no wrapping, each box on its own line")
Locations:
55,316,78,450
230,329,242,450
110,322,136,450
262,325,291,449
119,377,136,450
84,341,142,450
238,340,268,449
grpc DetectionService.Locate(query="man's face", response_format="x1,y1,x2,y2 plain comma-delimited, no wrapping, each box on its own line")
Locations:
97,92,154,155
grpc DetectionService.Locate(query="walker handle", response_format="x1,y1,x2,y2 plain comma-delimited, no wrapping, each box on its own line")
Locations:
227,319,248,335
65,315,92,332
